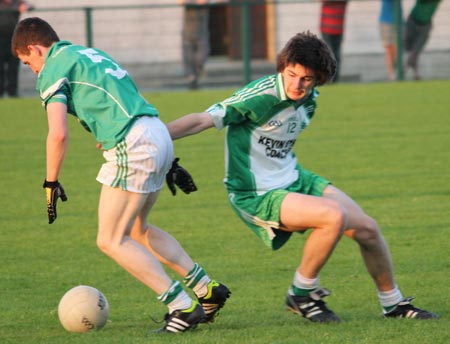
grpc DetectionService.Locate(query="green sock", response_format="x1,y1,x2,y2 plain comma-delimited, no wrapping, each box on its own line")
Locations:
291,285,314,297
383,304,397,313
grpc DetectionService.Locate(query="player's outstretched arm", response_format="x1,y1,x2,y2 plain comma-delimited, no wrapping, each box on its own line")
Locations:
165,112,213,195
166,112,214,140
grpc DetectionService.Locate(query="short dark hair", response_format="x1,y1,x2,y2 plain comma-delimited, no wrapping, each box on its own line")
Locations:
12,17,60,57
276,31,336,85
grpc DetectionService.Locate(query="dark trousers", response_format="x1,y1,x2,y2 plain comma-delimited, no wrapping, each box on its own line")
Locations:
321,33,343,82
0,32,19,97
404,15,432,69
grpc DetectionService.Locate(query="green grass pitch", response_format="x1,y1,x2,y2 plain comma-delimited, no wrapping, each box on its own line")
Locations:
1,80,449,343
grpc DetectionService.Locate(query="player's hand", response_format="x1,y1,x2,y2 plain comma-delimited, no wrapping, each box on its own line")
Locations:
166,158,198,196
43,179,68,224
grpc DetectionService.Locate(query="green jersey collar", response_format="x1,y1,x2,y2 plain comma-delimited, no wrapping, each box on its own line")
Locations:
46,40,72,61
39,40,72,78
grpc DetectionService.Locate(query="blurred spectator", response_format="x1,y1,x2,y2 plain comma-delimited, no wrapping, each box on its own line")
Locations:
319,0,348,82
178,0,227,90
404,0,441,80
0,0,33,97
379,0,400,81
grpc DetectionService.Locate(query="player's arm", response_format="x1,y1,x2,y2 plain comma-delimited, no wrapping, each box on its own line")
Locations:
166,112,214,140
46,102,69,181
43,101,69,223
164,112,214,195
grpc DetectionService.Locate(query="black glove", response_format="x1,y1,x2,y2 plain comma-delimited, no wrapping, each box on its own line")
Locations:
43,180,68,224
166,158,198,196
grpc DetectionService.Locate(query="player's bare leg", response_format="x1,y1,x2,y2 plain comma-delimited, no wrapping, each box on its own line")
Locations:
129,189,232,323
96,185,173,294
280,192,347,278
322,185,396,291
96,184,210,331
130,191,195,277
281,192,346,322
322,185,438,319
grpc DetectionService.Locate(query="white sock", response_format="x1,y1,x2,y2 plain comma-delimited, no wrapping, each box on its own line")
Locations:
192,275,210,298
378,286,403,312
157,281,193,314
289,270,319,295
167,290,193,314
183,263,211,298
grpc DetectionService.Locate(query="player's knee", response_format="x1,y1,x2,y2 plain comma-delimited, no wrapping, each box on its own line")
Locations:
333,203,348,234
353,216,381,245
96,234,120,257
96,235,110,255
324,201,347,236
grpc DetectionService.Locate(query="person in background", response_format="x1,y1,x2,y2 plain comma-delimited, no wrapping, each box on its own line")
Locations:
178,0,227,90
0,0,33,98
379,0,399,81
167,31,439,323
404,0,441,80
319,0,348,83
12,17,230,333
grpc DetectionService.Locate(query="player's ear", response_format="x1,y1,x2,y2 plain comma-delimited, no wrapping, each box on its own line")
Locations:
27,44,43,56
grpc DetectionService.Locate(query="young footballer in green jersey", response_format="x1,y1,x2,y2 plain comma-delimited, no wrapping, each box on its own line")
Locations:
12,17,230,333
167,31,438,322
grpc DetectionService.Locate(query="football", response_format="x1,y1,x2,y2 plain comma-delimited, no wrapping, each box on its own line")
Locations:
58,285,109,333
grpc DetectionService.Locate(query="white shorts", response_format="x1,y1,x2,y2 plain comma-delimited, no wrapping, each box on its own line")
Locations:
96,116,174,193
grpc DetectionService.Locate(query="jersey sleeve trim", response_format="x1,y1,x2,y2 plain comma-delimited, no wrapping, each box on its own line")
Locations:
40,77,69,104
45,92,67,106
206,103,226,130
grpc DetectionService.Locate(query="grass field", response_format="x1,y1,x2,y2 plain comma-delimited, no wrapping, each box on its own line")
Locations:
1,80,449,344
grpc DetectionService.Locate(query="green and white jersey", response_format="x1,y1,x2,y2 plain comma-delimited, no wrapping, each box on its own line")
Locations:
207,73,318,195
37,41,158,150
